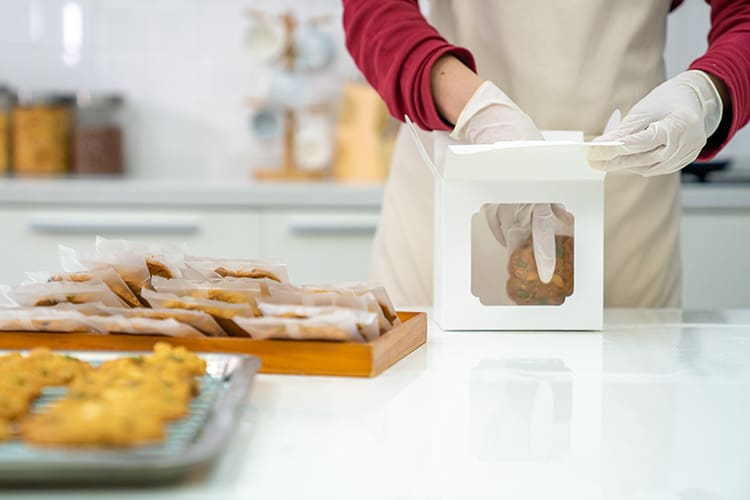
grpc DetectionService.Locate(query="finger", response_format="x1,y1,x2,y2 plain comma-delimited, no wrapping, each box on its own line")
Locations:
603,109,621,135
481,204,506,246
531,205,556,284
590,122,670,170
634,146,702,177
592,112,651,143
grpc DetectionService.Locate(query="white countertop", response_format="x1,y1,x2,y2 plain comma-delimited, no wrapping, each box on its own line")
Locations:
5,309,750,500
0,178,748,210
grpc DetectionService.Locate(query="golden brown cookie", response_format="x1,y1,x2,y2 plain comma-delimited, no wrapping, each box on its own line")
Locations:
214,266,281,282
22,399,166,448
507,235,574,306
146,258,173,279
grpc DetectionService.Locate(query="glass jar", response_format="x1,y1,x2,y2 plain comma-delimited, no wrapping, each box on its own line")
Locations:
0,86,16,175
12,93,74,176
73,94,125,175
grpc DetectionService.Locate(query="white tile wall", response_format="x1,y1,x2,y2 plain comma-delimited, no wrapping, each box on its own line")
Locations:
0,0,357,179
0,0,747,179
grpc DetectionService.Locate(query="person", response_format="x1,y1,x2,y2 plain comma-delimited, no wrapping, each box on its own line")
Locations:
342,0,750,307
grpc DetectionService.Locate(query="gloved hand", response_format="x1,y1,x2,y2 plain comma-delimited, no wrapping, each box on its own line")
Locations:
448,81,566,284
589,70,723,176
481,204,574,284
450,81,544,143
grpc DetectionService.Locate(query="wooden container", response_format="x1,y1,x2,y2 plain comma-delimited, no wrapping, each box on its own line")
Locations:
0,311,427,378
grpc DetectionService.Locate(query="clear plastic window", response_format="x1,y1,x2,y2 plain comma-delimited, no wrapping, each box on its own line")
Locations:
471,203,575,306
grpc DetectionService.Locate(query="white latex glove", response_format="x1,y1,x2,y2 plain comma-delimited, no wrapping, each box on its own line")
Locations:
450,81,544,143
481,204,574,284
450,82,568,283
589,70,723,176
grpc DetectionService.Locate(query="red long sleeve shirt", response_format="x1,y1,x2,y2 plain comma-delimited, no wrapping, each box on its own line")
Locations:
343,0,750,159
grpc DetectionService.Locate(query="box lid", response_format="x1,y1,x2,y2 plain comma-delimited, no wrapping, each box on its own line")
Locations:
405,116,617,182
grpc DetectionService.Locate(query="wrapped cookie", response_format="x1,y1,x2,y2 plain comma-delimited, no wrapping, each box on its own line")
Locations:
96,305,227,337
184,257,288,283
0,307,96,333
60,245,151,302
234,307,377,342
261,283,388,338
85,315,204,338
7,282,129,308
283,282,400,332
141,289,254,337
27,268,142,308
257,303,380,342
150,276,267,315
95,237,186,280
506,235,574,306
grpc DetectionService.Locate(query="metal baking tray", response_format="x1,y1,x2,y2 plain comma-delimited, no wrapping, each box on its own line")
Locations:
0,350,261,485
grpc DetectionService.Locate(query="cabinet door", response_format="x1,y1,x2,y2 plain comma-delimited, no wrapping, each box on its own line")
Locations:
681,212,750,308
262,210,379,284
0,207,261,286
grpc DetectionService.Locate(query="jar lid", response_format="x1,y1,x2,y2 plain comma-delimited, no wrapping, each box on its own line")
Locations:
0,85,17,107
75,92,124,109
17,90,76,106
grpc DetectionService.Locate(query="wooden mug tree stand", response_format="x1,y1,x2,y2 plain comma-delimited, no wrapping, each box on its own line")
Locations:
248,11,330,182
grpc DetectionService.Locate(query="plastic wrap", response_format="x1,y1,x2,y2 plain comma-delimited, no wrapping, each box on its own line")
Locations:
60,245,150,301
150,276,266,315
184,257,288,283
235,307,377,342
95,237,186,279
85,315,204,338
7,282,129,308
141,289,253,337
96,305,227,337
0,307,96,333
27,268,142,308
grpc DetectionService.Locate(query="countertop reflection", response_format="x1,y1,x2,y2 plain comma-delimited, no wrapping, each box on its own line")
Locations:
4,309,750,500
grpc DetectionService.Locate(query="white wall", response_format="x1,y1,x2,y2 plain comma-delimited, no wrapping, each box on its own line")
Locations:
0,0,354,179
0,0,746,179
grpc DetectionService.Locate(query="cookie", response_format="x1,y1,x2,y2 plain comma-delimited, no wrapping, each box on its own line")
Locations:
507,235,574,305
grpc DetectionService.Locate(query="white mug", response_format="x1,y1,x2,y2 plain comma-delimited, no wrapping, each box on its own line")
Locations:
295,27,335,72
244,16,288,61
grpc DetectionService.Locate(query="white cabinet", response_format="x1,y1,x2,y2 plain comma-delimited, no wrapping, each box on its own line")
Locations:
681,211,750,308
0,207,261,286
261,210,379,284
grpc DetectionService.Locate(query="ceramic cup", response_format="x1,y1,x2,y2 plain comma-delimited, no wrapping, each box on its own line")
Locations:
250,108,283,140
294,116,333,170
295,27,335,72
268,70,309,109
244,16,288,61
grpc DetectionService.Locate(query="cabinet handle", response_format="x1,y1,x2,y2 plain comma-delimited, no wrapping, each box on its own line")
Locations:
288,218,378,237
28,213,201,235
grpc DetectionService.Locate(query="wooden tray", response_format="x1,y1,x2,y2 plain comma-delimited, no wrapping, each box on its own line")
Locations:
0,311,427,378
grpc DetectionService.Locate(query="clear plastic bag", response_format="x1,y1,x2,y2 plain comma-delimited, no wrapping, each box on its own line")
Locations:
269,282,400,333
0,307,96,333
184,257,289,283
95,237,186,279
234,307,377,342
60,244,151,301
150,276,266,316
7,282,129,308
85,314,204,338
141,289,254,337
27,268,142,308
260,284,385,339
96,305,227,337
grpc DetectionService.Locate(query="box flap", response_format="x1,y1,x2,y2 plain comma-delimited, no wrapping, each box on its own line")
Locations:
443,141,617,181
404,116,443,179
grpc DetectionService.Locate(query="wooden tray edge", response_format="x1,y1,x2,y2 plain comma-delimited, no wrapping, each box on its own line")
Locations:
0,311,428,378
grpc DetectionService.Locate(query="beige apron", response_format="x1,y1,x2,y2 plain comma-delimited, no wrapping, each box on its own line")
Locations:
370,0,682,308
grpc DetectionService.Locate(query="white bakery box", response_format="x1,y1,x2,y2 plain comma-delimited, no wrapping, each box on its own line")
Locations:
406,118,611,331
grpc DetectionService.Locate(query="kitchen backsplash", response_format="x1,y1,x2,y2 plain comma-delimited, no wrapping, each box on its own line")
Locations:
0,0,747,179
